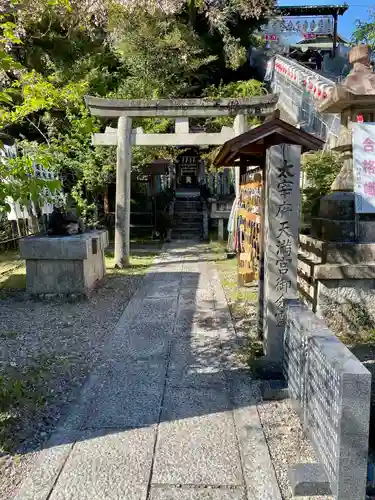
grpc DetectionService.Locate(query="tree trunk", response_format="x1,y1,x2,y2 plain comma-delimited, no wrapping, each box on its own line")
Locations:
188,0,197,28
103,186,109,214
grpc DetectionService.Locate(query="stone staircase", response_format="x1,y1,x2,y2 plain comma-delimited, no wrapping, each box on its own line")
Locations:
173,198,202,240
270,54,340,144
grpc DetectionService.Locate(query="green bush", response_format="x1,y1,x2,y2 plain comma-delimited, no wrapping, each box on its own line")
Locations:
155,211,174,238
301,151,342,230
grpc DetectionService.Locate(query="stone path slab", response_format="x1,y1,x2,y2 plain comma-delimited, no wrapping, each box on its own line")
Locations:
13,242,281,500
49,428,156,500
150,487,246,500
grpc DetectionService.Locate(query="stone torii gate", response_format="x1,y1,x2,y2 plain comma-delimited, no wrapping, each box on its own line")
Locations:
85,96,278,267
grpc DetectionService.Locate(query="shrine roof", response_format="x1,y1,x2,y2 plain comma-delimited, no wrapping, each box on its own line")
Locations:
142,159,170,174
214,116,323,167
275,5,348,17
294,33,349,46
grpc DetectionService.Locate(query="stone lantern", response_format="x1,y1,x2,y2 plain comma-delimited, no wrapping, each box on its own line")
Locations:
316,44,375,242
298,45,375,333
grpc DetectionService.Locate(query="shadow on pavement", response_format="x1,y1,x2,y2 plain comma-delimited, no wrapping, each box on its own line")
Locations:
19,265,257,451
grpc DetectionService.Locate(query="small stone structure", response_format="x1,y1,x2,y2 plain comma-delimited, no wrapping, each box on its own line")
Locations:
19,230,108,298
284,300,371,499
209,197,233,240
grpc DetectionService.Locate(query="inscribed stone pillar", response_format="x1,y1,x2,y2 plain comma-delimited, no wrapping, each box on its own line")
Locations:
115,116,132,268
218,218,224,241
233,114,248,196
263,144,301,363
216,173,222,195
223,168,230,195
209,173,214,195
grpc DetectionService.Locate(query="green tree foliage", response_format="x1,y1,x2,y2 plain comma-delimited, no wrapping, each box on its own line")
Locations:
0,0,125,213
352,9,375,50
301,151,342,229
0,0,271,218
200,79,266,169
202,79,266,129
111,10,215,99
112,0,274,70
0,141,61,212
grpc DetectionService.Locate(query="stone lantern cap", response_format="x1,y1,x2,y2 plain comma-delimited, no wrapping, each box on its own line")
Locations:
319,45,375,113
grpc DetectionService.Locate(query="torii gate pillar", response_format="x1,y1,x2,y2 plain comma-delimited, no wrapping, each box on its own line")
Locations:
233,114,248,195
115,116,132,268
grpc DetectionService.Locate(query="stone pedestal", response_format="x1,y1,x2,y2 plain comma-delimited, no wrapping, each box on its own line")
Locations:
19,230,109,298
284,300,371,500
311,191,356,242
299,235,375,333
308,44,375,332
316,44,375,244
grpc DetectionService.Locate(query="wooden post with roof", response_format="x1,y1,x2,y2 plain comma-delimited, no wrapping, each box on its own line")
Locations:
214,113,323,366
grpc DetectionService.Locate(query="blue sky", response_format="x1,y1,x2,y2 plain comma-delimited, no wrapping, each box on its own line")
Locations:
278,0,373,40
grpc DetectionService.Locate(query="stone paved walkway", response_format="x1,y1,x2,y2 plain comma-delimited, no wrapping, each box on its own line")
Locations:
14,242,281,500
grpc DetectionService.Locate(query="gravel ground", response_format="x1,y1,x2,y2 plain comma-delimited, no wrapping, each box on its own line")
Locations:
213,251,332,500
257,400,332,500
0,249,157,500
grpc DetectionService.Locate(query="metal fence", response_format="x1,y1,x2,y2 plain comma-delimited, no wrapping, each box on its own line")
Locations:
269,55,341,145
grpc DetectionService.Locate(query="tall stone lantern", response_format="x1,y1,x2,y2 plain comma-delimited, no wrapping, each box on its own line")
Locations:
298,45,375,334
316,44,375,242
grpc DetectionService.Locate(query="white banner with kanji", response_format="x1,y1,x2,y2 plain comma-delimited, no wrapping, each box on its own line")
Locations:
353,123,375,213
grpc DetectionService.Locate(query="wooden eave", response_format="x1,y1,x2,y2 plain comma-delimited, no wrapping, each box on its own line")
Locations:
141,159,170,175
214,117,324,167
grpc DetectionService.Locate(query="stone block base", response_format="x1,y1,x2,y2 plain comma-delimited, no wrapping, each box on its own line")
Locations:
19,230,109,297
288,463,332,496
26,279,105,301
311,217,356,242
251,358,284,380
260,380,288,401
298,235,375,335
316,278,375,335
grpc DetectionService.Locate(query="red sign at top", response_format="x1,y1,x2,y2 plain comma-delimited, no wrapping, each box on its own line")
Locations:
303,33,317,40
357,114,364,123
264,34,279,42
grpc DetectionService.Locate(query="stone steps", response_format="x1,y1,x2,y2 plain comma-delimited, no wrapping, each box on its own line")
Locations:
174,211,201,219
172,230,201,240
177,224,201,231
173,197,202,238
177,217,201,223
175,200,200,207
175,206,200,212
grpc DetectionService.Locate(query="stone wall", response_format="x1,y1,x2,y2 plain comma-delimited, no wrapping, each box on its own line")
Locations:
284,300,371,499
297,235,375,337
316,279,375,335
